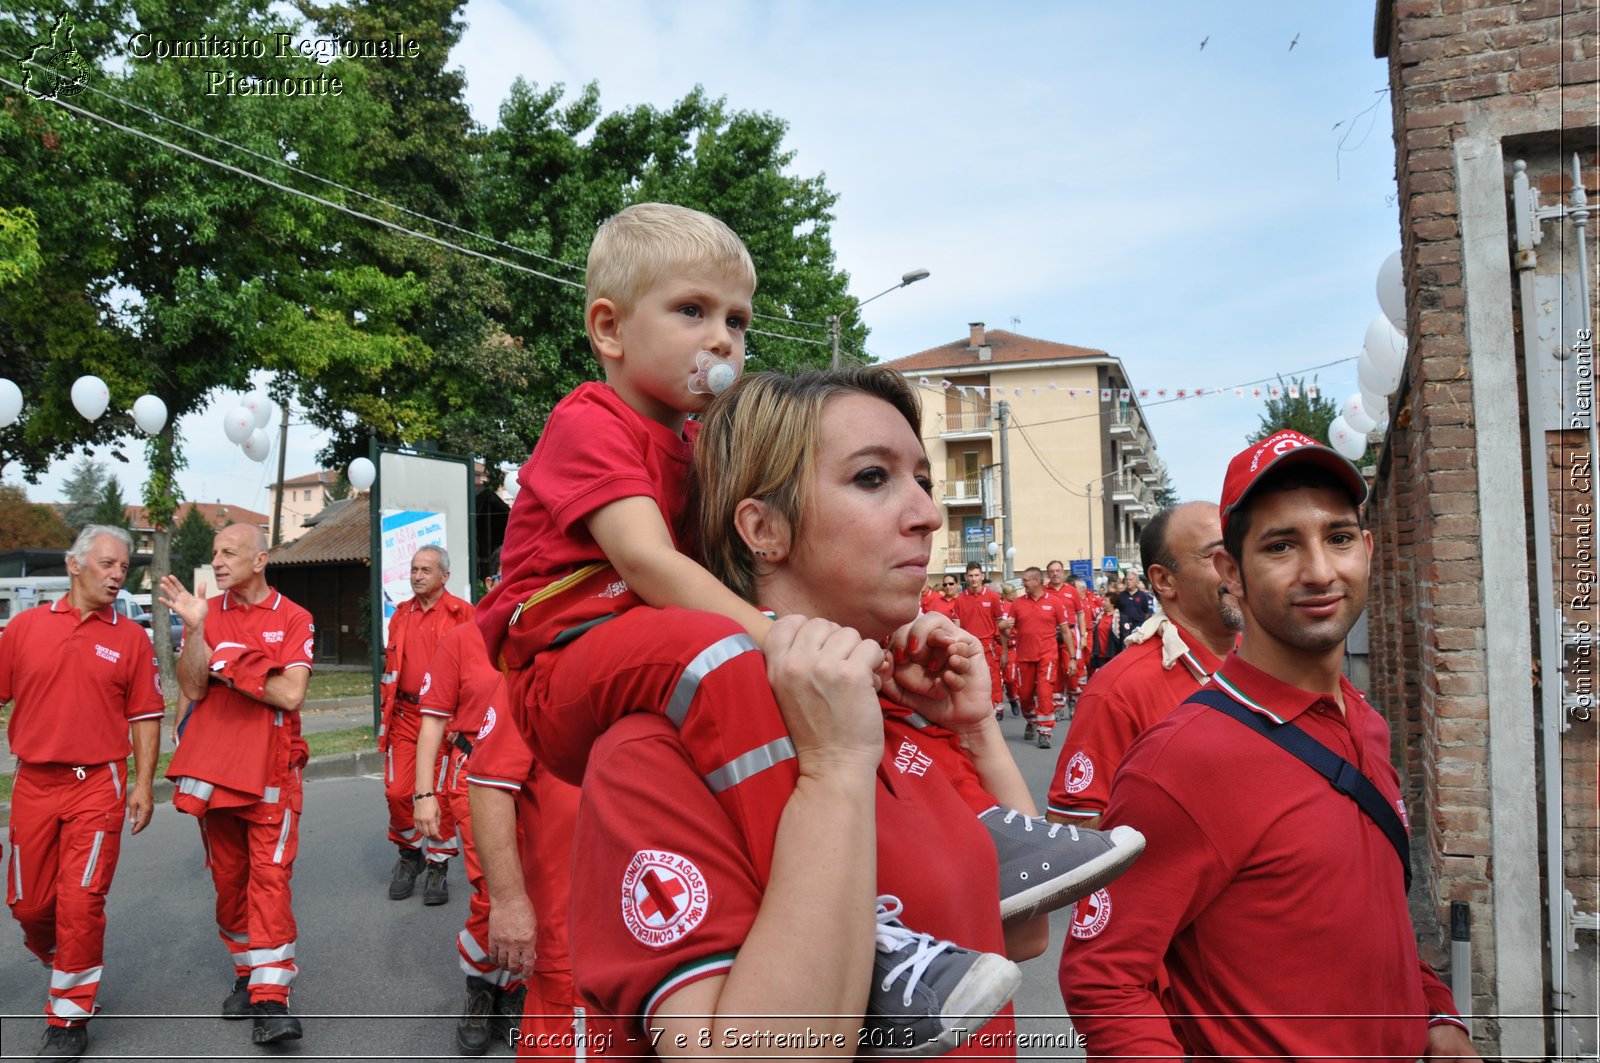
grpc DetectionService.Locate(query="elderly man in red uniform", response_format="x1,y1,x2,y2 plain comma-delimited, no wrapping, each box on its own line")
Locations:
1043,561,1083,718
1010,566,1070,749
1061,432,1478,1061
160,523,314,1046
950,561,1006,720
2,525,164,1059
380,545,474,904
1048,501,1241,827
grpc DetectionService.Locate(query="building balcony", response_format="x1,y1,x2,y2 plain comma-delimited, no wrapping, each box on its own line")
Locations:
1116,539,1140,564
941,479,984,506
940,410,994,439
1109,408,1141,436
944,531,996,569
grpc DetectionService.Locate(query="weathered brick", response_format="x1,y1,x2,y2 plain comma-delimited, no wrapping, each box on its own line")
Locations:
1518,42,1565,67
1465,6,1513,29
1408,148,1455,172
1509,66,1562,93
1515,0,1566,19
1396,0,1438,17
1413,217,1461,241
1486,23,1551,48
1416,241,1461,266
1406,102,1469,129
1446,74,1509,100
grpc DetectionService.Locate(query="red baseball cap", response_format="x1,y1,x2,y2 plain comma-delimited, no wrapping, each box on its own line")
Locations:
1219,430,1367,535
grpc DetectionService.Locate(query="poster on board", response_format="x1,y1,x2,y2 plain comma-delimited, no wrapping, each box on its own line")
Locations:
380,509,447,645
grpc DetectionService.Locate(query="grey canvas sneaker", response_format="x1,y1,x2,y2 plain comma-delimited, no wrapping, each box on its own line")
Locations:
861,896,1021,1057
980,808,1145,924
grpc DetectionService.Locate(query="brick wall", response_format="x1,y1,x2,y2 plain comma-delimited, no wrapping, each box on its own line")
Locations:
1375,0,1599,1049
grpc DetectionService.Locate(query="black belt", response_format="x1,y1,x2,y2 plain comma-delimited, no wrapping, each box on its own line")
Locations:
452,733,473,756
395,690,421,705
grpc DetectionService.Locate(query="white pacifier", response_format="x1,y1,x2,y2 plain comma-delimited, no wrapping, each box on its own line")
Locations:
688,350,740,396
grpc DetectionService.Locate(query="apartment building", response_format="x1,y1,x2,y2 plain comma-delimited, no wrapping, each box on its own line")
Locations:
880,322,1164,579
266,469,341,543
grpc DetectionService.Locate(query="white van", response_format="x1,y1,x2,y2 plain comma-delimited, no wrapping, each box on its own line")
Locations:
0,580,150,632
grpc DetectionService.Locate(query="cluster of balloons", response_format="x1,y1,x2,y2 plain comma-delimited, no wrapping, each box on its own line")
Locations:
1328,250,1406,462
220,391,277,463
0,375,170,437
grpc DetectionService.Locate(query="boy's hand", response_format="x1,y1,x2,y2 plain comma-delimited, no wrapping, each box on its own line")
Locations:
764,615,883,773
882,613,993,733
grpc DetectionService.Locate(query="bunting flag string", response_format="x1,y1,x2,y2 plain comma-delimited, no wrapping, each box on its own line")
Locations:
915,378,1316,403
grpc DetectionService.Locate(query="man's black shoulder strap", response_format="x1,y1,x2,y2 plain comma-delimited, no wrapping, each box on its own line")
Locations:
1184,687,1412,893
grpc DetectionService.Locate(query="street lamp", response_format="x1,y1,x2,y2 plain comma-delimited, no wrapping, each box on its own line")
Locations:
830,268,931,368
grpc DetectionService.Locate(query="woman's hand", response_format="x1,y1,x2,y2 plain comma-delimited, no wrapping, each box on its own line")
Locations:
765,614,885,773
882,612,994,734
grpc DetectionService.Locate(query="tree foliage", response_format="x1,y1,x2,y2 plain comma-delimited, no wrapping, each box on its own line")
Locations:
58,456,106,531
88,473,129,531
170,504,215,585
1247,376,1345,449
0,483,73,548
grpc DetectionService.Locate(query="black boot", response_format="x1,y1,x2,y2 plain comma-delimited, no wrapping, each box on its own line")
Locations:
221,974,252,1019
455,977,496,1055
422,858,450,906
251,1000,303,1044
389,848,423,900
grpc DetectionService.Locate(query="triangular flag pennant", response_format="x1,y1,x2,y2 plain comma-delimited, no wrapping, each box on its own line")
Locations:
1099,389,1111,402
1048,382,1059,390
1234,388,1243,397
1288,386,1300,399
1139,389,1149,398
975,386,987,397
1269,387,1282,398
941,379,952,390
1014,387,1023,397
956,385,969,396
919,376,931,386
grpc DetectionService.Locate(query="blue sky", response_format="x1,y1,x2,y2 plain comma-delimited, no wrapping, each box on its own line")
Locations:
8,1,1400,512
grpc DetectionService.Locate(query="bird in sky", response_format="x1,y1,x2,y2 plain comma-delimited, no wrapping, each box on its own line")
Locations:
1289,32,1300,51
1199,36,1209,50
1331,120,1345,131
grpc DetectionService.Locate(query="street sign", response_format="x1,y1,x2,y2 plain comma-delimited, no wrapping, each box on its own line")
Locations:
1070,559,1093,581
1102,556,1119,572
965,524,992,544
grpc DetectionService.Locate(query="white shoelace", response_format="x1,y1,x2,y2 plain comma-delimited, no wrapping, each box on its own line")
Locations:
874,896,952,1006
997,808,1078,841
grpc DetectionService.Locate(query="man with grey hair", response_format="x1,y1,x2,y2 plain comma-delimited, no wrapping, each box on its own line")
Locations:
1,525,164,1058
379,543,473,904
160,522,314,1046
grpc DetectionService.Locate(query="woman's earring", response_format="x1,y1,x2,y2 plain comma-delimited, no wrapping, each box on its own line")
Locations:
755,550,768,558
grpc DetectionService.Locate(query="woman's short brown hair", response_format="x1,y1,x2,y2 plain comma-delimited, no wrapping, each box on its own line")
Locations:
693,367,924,603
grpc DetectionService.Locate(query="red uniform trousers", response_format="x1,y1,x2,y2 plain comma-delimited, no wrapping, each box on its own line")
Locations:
1014,658,1059,735
448,745,521,991
198,803,300,1004
1060,641,1082,697
385,706,459,862
512,764,620,1059
522,607,793,886
6,761,127,1026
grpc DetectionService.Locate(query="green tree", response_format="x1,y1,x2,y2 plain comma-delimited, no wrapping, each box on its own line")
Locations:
88,472,129,531
58,455,106,531
0,205,41,288
1246,376,1353,452
0,483,73,548
170,504,216,586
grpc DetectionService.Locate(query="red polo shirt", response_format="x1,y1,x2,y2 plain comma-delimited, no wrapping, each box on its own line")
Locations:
396,594,464,696
1047,620,1220,820
1048,583,1081,627
950,586,1002,640
1009,592,1064,662
1060,652,1463,1060
0,598,165,765
921,590,958,621
419,621,498,735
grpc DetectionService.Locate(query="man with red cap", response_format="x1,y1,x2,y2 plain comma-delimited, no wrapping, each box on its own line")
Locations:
2,525,164,1059
1061,431,1477,1061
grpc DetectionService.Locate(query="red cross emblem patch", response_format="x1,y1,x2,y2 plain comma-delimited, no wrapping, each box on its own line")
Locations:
621,849,710,948
1063,751,1094,795
1070,888,1112,940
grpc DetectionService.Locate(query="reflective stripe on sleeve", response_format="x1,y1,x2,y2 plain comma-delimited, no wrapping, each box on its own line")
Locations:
703,738,796,794
50,966,103,990
664,635,758,728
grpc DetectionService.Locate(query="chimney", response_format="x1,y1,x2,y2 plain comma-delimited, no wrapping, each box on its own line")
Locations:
969,322,986,348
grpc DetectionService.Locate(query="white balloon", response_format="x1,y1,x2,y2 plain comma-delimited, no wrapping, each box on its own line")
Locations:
242,390,274,429
1358,350,1401,397
1377,249,1405,331
1359,386,1388,427
1363,315,1407,380
222,405,255,444
347,457,376,492
0,378,21,427
1328,415,1367,462
131,394,167,436
70,375,109,422
242,427,271,462
1343,393,1376,434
